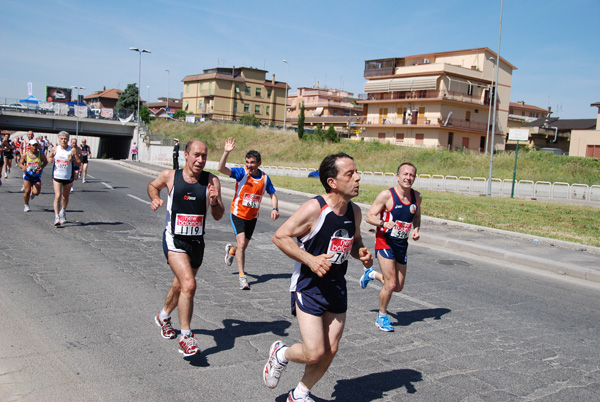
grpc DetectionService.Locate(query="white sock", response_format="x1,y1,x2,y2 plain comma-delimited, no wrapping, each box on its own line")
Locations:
378,311,387,318
159,309,170,321
293,382,310,399
276,346,288,364
368,270,376,279
181,329,192,338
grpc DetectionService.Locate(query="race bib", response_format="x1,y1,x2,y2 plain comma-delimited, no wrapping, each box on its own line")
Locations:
327,231,354,265
390,221,412,239
27,161,39,172
242,193,262,209
174,213,204,236
56,159,69,170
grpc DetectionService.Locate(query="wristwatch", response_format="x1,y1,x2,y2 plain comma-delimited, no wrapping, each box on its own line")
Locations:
273,208,279,211
379,220,385,227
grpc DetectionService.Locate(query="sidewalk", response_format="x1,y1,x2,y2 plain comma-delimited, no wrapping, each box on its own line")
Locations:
111,159,600,284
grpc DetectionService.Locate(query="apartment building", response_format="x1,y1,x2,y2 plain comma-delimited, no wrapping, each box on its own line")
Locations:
181,67,288,125
286,85,363,135
357,48,516,152
570,102,600,157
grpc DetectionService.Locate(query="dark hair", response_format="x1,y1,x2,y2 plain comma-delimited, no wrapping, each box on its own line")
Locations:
319,153,354,193
246,150,261,163
397,162,417,175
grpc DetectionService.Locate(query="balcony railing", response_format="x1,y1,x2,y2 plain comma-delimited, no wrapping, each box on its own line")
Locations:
362,89,487,106
358,116,493,133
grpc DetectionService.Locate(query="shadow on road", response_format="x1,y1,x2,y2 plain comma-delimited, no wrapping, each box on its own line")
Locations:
188,318,292,367
389,307,451,327
274,368,423,402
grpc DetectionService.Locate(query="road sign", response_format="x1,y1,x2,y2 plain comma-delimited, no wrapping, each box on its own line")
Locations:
508,128,529,141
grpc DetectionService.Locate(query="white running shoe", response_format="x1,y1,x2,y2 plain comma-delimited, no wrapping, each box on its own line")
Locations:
59,209,66,225
178,333,199,357
24,205,30,212
239,275,250,290
70,187,74,193
225,243,235,266
263,340,287,388
54,215,61,226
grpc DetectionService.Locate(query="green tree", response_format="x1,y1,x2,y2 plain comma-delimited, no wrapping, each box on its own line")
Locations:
325,123,340,143
314,124,323,139
240,114,261,126
115,83,139,111
173,110,187,120
140,105,151,124
297,103,305,139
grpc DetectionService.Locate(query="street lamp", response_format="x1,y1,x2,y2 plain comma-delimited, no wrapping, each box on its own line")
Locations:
487,0,504,196
165,69,170,118
282,60,289,129
485,57,496,155
70,85,86,141
129,47,151,161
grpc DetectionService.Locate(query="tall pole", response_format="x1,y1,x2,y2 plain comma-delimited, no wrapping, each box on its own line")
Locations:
487,0,503,196
129,47,151,161
485,57,495,155
165,69,170,117
282,60,289,129
71,85,86,141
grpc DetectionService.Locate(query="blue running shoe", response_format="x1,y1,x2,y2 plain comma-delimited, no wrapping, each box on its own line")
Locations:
360,267,374,289
375,314,394,332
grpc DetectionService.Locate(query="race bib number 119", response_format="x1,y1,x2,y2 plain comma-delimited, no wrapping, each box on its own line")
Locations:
174,213,204,236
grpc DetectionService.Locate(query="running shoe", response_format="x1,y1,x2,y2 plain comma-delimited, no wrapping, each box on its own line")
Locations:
239,275,250,290
21,185,24,192
287,391,315,402
155,313,176,339
3,173,6,179
263,340,287,388
225,243,235,266
178,333,199,357
30,193,35,200
375,314,394,332
70,187,74,193
360,267,374,289
54,215,61,226
24,205,30,212
59,209,66,225
82,178,86,183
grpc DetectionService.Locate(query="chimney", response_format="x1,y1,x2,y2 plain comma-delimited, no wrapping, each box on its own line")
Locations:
272,74,275,85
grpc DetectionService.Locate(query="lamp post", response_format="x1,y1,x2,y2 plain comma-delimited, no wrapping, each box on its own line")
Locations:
165,69,170,118
129,47,151,161
487,0,504,196
70,85,86,141
282,60,289,129
485,57,496,155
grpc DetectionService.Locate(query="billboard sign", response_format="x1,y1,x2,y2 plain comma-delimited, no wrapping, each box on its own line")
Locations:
508,128,529,141
46,86,72,103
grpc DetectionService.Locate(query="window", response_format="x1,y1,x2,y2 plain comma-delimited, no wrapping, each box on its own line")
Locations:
378,133,386,143
416,133,424,144
267,89,272,97
186,84,190,93
586,145,600,158
378,108,388,124
266,106,270,115
244,103,249,113
199,83,204,91
209,82,213,93
245,86,251,95
256,88,262,97
395,133,404,144
461,137,470,149
447,132,453,147
466,111,471,122
255,105,260,114
235,84,240,93
233,102,237,112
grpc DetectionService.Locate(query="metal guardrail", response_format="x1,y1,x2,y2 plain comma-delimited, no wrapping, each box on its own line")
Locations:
257,164,599,202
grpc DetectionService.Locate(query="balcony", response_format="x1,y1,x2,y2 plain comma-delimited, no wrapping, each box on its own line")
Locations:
360,89,487,106
357,116,492,133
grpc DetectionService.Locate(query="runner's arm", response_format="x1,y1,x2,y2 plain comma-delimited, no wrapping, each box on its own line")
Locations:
217,137,235,177
269,192,279,221
272,198,333,277
365,190,393,229
207,174,224,221
147,169,174,211
412,191,422,241
351,203,373,268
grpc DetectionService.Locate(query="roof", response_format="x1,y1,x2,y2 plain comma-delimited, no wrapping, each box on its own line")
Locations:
365,47,517,71
526,118,596,130
84,88,122,100
509,102,547,112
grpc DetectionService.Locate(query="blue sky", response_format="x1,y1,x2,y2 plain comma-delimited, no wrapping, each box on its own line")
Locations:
2,0,598,119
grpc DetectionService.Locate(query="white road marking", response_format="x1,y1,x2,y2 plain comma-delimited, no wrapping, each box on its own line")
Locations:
348,274,439,309
101,182,114,189
87,174,95,179
127,194,151,204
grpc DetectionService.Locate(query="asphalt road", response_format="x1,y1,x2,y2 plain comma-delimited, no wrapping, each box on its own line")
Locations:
1,160,599,402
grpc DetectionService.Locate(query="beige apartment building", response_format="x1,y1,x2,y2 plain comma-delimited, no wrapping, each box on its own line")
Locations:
181,67,288,125
356,48,516,152
570,102,600,157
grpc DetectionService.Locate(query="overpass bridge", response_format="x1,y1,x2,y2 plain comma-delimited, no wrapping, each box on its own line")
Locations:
0,110,138,159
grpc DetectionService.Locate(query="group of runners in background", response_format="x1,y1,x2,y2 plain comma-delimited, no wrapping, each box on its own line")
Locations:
149,137,422,402
1,130,91,225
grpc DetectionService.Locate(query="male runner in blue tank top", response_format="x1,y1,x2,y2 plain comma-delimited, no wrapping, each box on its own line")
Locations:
263,153,373,402
147,140,225,357
360,162,421,332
